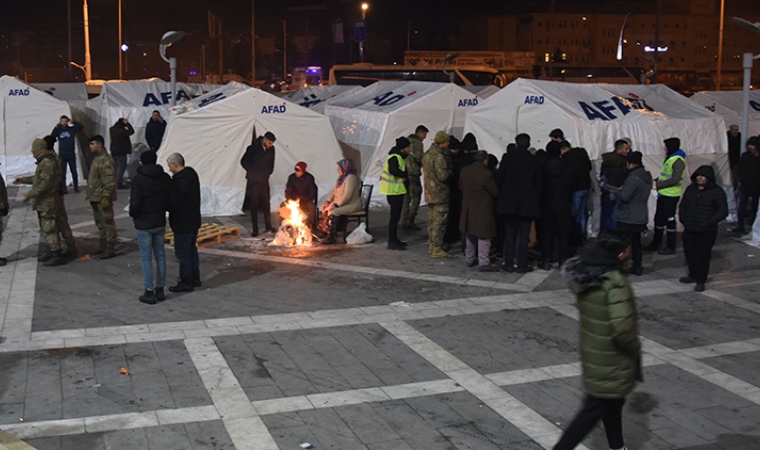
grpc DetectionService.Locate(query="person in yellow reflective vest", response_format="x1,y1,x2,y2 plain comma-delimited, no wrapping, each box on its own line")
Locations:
380,137,411,250
645,137,686,255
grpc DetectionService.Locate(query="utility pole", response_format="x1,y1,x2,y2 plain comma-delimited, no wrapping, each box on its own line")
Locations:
219,19,224,80
251,0,256,85
84,0,92,80
67,0,72,67
717,0,725,90
653,0,661,83
283,19,287,80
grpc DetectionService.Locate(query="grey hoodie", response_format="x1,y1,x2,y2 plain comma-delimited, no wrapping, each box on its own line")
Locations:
612,166,653,225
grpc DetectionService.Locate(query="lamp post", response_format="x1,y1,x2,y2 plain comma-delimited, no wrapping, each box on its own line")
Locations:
121,44,129,74
159,31,186,107
732,17,760,153
73,0,92,80
359,3,368,62
717,0,725,90
118,0,123,79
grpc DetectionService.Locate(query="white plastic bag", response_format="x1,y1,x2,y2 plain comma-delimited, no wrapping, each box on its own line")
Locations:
346,223,373,245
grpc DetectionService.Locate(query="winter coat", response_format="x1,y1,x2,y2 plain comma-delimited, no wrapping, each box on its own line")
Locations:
459,162,499,238
406,134,424,178
564,147,593,191
22,149,61,212
495,146,542,218
739,151,760,195
679,165,728,233
565,250,642,399
86,149,117,203
613,166,653,226
240,136,276,183
285,172,317,203
109,121,135,157
422,143,452,204
169,166,202,233
51,121,84,157
129,164,171,229
145,119,167,150
728,131,742,170
326,174,362,216
541,155,573,216
599,151,628,189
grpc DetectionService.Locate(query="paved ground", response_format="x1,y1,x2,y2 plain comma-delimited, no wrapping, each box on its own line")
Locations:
1,186,760,450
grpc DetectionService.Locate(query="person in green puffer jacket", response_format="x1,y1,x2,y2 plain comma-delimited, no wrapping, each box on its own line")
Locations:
554,231,642,450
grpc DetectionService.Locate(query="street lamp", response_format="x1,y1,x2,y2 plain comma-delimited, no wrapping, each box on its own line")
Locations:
121,44,129,74
159,31,186,106
359,3,368,62
70,0,92,80
732,17,760,153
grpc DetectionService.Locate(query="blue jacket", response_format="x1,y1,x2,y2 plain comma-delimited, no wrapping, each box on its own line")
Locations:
51,122,84,157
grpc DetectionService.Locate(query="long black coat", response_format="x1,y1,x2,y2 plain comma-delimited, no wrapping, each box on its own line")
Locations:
541,155,574,216
564,147,593,191
679,165,728,233
495,146,542,219
459,162,499,238
109,121,135,157
169,167,202,233
129,164,171,229
240,136,275,183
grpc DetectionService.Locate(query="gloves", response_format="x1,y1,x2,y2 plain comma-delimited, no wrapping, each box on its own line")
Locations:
101,198,112,209
1,207,8,216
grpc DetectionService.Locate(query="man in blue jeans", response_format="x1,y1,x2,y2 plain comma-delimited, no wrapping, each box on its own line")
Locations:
130,151,171,305
167,153,202,293
51,115,84,193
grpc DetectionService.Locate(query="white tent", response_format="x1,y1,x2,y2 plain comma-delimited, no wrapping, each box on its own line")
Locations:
32,82,88,103
324,81,480,195
463,85,501,99
691,90,760,137
0,76,72,179
284,85,363,114
157,83,345,217
465,79,730,233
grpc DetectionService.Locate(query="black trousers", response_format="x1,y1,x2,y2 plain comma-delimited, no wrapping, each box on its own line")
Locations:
652,196,680,250
387,194,404,243
554,396,626,450
248,179,271,232
60,153,78,187
683,228,718,283
541,211,570,263
618,222,645,271
503,215,532,269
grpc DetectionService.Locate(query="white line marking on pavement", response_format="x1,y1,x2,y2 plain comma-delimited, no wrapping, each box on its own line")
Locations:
700,289,760,315
0,203,38,341
68,213,130,230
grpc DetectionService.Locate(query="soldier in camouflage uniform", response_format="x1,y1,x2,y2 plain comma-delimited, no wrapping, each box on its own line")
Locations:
86,135,118,259
43,135,77,258
15,138,66,266
422,131,453,259
401,125,428,231
0,168,8,266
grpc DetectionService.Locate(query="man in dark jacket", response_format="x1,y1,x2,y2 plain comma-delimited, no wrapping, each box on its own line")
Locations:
284,161,318,230
380,137,410,250
51,115,84,193
0,169,7,266
727,124,741,189
240,131,276,236
539,141,574,270
445,137,465,245
145,110,167,151
109,118,135,189
167,152,202,293
599,139,630,232
130,151,171,305
496,133,542,273
460,151,499,271
561,141,592,243
679,165,728,292
732,136,760,234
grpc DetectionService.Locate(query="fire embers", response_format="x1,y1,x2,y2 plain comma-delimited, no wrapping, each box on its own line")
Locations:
269,200,313,247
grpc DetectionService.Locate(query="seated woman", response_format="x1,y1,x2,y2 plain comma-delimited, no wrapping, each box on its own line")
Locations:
284,161,318,229
318,159,362,244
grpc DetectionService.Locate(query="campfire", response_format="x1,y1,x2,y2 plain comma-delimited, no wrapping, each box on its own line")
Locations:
269,200,312,247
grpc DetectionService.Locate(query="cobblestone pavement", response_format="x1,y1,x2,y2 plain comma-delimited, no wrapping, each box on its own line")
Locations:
1,187,760,450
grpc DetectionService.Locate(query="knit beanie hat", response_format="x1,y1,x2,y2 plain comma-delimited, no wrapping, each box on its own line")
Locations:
434,131,450,144
546,141,561,157
627,151,643,166
449,136,461,150
32,138,47,151
395,137,411,149
664,137,680,155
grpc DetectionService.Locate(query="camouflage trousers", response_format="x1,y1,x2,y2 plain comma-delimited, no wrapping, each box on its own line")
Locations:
56,197,75,247
37,210,61,251
427,202,449,248
90,202,117,245
401,177,422,225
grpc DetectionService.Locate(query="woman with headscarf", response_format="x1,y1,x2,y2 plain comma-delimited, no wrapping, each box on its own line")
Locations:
318,159,362,244
284,161,318,230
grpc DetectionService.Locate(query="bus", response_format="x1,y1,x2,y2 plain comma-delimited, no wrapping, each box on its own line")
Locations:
328,64,506,87
539,65,644,84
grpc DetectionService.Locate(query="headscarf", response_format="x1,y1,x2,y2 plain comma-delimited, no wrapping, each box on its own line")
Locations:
336,159,357,187
295,161,307,172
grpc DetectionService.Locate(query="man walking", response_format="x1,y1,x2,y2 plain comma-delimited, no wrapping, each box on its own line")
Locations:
679,165,728,292
167,153,202,292
460,151,499,271
646,137,686,255
599,139,630,232
423,131,453,259
380,137,410,250
401,125,427,231
240,131,276,236
109,118,135,189
51,115,84,193
130,151,171,305
0,165,9,266
145,110,167,151
87,135,118,259
732,136,760,234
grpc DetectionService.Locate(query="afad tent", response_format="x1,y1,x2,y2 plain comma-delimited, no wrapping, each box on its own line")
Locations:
464,79,729,232
324,81,481,199
1,76,71,179
284,85,363,114
157,83,345,217
690,90,760,137
463,85,501,99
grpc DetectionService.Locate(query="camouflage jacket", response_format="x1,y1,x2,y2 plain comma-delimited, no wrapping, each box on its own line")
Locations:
405,134,424,178
22,149,61,212
87,149,117,203
422,143,452,204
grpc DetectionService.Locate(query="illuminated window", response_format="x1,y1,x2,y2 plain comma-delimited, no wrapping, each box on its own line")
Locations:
545,53,551,62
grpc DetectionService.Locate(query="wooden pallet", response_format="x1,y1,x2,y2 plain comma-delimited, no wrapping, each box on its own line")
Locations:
164,224,241,248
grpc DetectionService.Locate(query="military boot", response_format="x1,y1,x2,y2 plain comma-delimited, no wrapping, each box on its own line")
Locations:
0,257,7,266
431,247,454,259
96,244,116,260
139,290,156,305
90,239,107,256
428,243,434,254
63,242,78,258
43,251,65,267
38,247,54,263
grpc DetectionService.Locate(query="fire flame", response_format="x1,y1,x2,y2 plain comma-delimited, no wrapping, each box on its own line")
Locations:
269,200,312,247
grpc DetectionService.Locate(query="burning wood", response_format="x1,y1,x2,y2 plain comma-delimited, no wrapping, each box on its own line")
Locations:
269,200,313,247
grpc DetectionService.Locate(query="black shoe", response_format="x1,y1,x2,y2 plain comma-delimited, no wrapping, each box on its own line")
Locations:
322,236,337,245
501,264,515,273
679,276,696,284
478,265,501,272
43,251,65,267
38,251,54,263
657,248,676,256
139,290,157,305
393,239,408,246
695,283,706,292
628,267,643,276
96,247,116,260
168,281,194,293
154,287,166,302
387,241,407,251
516,266,533,273
73,186,79,193
192,274,202,288
537,261,552,271
251,230,259,237
0,257,6,266
466,259,478,268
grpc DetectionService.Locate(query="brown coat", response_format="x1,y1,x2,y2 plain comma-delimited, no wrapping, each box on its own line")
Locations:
459,161,499,238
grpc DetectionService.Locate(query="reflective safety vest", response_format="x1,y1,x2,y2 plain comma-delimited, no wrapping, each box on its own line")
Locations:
658,153,686,197
379,154,407,195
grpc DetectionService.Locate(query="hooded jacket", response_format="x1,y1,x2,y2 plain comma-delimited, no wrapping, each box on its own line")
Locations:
240,136,276,183
613,165,653,226
564,147,593,192
51,121,84,157
563,248,642,399
109,120,135,157
678,165,728,233
600,151,628,189
739,150,760,195
129,164,172,230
